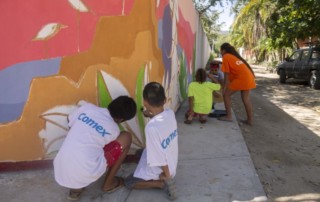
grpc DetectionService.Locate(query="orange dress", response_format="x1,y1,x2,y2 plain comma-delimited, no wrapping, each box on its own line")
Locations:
221,53,256,90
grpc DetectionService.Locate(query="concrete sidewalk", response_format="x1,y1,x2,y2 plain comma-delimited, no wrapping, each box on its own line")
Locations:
0,102,267,202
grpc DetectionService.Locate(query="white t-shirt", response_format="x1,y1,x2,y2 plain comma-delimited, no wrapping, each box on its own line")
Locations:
53,103,120,189
133,109,178,180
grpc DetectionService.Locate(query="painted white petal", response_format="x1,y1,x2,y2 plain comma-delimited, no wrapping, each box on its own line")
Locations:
100,71,129,97
68,0,89,12
100,70,142,144
144,63,149,86
41,105,78,129
39,105,78,157
169,0,179,21
42,105,78,115
77,100,88,106
157,0,161,8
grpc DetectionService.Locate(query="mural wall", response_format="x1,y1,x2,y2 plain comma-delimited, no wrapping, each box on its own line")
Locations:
0,0,210,162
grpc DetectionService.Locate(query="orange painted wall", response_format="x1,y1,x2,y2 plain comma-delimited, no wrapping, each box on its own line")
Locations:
0,0,210,162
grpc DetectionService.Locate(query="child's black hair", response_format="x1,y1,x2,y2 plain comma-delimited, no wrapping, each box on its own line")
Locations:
195,68,207,84
220,42,255,77
143,82,166,107
108,96,137,120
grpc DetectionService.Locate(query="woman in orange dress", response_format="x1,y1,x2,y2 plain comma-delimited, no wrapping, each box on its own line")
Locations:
218,43,256,125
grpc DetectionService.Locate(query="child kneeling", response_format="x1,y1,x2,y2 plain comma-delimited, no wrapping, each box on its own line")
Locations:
124,82,178,201
185,68,221,124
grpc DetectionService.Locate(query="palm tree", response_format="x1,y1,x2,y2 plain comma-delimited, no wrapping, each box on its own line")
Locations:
231,0,276,62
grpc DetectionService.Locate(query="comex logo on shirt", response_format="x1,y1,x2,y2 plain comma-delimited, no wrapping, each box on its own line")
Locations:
161,129,177,149
236,60,244,65
78,113,110,137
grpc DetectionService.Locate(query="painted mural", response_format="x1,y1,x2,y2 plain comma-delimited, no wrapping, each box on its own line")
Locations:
0,0,210,162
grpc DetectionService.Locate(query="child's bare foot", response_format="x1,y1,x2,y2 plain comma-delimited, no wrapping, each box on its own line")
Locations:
240,119,252,126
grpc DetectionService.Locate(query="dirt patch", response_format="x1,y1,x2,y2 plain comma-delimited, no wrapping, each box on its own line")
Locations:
231,65,320,201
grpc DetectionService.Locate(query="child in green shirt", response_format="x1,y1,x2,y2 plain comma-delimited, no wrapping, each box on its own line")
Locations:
184,68,221,124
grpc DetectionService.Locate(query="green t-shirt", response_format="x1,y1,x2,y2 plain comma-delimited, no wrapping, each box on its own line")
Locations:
188,81,221,114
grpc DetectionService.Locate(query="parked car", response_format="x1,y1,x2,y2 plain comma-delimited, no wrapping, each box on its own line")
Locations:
276,46,320,89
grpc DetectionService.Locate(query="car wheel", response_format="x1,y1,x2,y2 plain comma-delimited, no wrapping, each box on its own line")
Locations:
309,71,320,89
279,69,286,83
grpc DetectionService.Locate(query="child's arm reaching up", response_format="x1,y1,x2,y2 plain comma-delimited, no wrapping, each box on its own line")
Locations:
207,73,219,83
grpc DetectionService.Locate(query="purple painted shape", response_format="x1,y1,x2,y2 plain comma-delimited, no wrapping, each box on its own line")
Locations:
160,5,172,87
0,102,25,123
0,58,61,104
0,58,60,123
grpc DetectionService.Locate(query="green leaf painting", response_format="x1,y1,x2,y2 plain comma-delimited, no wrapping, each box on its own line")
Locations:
97,71,112,108
136,65,146,146
179,53,187,100
97,69,145,148
97,70,125,132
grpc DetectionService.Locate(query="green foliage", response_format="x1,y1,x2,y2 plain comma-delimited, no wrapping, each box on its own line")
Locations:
193,0,227,46
229,0,305,63
195,0,320,65
214,31,231,54
269,0,320,48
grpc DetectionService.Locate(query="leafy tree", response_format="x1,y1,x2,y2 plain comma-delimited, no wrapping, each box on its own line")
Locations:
213,31,231,55
231,0,276,62
269,0,320,48
193,0,230,46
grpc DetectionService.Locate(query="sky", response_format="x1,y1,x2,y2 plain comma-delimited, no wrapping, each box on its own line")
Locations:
215,2,235,31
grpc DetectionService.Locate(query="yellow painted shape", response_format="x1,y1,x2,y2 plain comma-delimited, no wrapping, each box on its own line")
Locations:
59,0,163,87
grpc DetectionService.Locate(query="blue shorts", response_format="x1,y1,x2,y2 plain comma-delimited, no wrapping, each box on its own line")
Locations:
124,173,146,189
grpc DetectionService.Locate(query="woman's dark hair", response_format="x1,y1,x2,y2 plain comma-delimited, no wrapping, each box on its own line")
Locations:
143,82,166,107
108,96,137,120
220,43,255,77
195,68,207,83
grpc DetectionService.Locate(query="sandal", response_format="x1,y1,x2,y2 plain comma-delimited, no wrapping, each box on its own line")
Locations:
164,178,177,201
67,188,84,201
103,176,124,193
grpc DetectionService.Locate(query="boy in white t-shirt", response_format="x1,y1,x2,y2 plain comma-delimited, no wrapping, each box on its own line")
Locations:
124,82,178,201
53,96,137,201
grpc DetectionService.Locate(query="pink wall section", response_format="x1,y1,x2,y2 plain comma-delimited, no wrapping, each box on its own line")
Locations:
0,0,134,70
